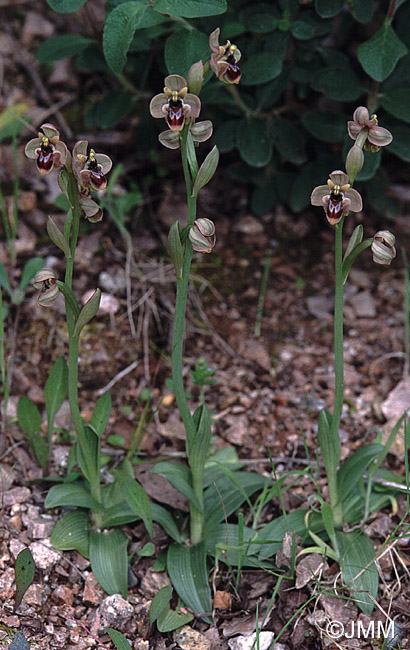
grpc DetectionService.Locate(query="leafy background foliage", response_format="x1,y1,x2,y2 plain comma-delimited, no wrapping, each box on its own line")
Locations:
38,0,410,219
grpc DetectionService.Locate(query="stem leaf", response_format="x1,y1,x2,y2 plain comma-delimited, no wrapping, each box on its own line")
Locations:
73,288,101,338
192,146,219,198
47,216,71,258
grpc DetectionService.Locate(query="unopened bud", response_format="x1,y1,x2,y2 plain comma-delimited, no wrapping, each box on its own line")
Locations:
33,268,59,306
188,60,204,96
346,144,364,184
189,218,216,253
371,230,396,265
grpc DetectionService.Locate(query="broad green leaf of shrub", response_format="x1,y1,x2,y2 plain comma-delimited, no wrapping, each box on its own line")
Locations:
107,629,132,650
36,35,94,63
213,120,238,153
89,529,128,597
45,0,88,12
311,66,363,101
51,510,90,558
237,118,272,167
103,1,147,73
152,0,226,18
85,89,133,129
290,12,332,40
167,542,212,623
301,111,347,143
336,530,378,615
14,548,35,609
251,183,277,217
349,0,374,23
241,53,282,85
381,88,410,123
45,357,68,432
271,118,307,165
315,0,344,18
387,124,410,161
357,23,408,82
164,30,210,78
355,149,381,181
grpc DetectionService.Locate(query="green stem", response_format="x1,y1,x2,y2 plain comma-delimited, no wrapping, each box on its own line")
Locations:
171,125,204,544
329,219,344,522
64,170,101,503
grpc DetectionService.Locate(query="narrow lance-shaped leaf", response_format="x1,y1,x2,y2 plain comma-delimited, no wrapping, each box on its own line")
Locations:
89,529,128,598
44,357,68,438
47,217,71,258
73,288,101,338
107,629,132,650
168,221,184,279
14,548,35,609
90,391,111,437
192,146,219,198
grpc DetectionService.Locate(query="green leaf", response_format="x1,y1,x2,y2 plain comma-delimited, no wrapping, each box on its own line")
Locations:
51,510,90,558
257,510,324,558
337,443,383,502
205,523,259,565
73,288,101,338
241,52,282,85
349,0,374,23
168,222,184,280
45,0,88,12
0,263,12,297
19,257,45,294
36,35,94,63
237,118,272,168
89,529,128,597
151,503,183,543
357,23,408,82
311,66,362,101
116,471,153,537
138,542,155,556
149,585,172,625
18,396,41,435
318,408,341,478
14,548,35,609
335,530,378,615
188,404,212,483
245,9,278,34
157,608,194,632
45,483,101,509
103,1,147,73
47,217,71,257
167,542,212,622
152,0,226,17
315,0,344,18
152,461,202,512
381,87,410,123
44,357,68,433
192,146,219,198
90,391,111,437
320,502,335,545
212,120,238,153
355,149,381,181
107,629,132,650
271,118,307,165
291,12,332,40
85,89,133,129
387,124,410,161
164,30,210,78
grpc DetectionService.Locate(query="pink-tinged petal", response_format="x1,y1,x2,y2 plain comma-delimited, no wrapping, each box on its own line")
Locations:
310,185,330,206
352,106,369,126
367,125,392,147
150,93,168,118
159,130,181,149
79,169,92,187
191,120,213,142
52,151,62,168
55,141,68,165
164,74,187,92
209,27,221,54
95,153,112,174
79,194,101,219
73,140,88,160
210,54,219,75
184,93,201,118
329,170,349,186
25,138,41,158
40,123,60,140
347,121,363,140
344,188,362,212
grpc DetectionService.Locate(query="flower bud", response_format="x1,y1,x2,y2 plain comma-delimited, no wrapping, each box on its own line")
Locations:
189,219,216,253
346,144,364,184
352,106,370,126
187,60,204,96
33,268,59,306
371,230,396,265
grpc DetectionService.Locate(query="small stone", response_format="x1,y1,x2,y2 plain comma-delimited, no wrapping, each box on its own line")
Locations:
53,585,73,606
227,632,275,650
95,594,134,634
0,568,15,600
173,625,212,650
83,573,104,605
29,540,60,570
381,376,410,420
23,583,45,606
3,487,31,506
